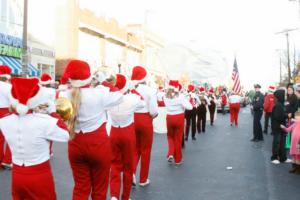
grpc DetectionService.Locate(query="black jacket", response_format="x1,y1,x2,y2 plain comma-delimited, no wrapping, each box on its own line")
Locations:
286,94,298,115
253,91,264,111
271,90,286,133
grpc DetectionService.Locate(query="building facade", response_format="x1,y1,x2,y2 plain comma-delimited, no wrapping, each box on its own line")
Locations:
54,0,144,79
54,0,168,88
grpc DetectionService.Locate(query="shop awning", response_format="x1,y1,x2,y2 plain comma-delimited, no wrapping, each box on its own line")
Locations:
0,56,40,77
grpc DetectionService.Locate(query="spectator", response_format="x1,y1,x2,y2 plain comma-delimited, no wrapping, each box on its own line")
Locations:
271,89,290,164
263,86,275,134
286,85,298,119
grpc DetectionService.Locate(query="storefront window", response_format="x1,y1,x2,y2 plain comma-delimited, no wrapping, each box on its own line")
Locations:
37,63,54,78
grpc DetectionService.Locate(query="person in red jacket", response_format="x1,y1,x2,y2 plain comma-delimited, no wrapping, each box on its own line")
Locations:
221,91,228,115
263,86,275,134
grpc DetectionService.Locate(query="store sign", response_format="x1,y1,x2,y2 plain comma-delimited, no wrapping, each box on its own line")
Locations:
0,33,23,58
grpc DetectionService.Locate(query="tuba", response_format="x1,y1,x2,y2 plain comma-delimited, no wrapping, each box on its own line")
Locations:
55,97,74,121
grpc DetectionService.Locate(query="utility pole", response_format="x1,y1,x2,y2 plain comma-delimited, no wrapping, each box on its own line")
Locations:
276,28,298,83
21,0,29,77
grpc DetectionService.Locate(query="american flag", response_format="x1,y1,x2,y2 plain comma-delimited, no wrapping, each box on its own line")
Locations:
232,58,241,94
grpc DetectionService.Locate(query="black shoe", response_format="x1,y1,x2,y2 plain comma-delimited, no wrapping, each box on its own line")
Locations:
185,137,188,141
192,137,196,140
263,131,267,134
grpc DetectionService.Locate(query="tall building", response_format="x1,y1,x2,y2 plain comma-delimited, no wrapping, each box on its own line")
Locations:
54,0,143,79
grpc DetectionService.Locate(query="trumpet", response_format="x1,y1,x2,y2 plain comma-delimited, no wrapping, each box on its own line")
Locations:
55,97,74,121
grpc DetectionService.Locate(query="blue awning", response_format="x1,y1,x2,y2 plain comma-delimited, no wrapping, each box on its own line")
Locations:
0,56,40,77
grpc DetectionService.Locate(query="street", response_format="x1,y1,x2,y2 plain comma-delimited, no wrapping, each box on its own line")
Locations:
1,107,300,200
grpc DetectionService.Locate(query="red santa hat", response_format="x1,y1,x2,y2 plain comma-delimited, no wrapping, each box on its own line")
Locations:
168,80,179,92
131,66,147,85
64,60,92,87
58,74,69,91
0,65,12,79
10,77,45,115
40,73,54,85
188,84,195,92
268,86,276,93
199,86,205,93
209,88,214,94
115,73,130,93
178,83,183,92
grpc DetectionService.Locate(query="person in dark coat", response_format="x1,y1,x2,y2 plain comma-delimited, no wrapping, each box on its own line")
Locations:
251,84,264,142
185,85,198,141
271,89,288,164
208,96,216,126
286,85,298,119
197,97,208,133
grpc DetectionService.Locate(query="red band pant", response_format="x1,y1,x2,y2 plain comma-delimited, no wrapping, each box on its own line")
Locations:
166,113,185,163
68,124,111,200
110,123,135,200
229,103,240,125
133,113,153,184
12,161,56,200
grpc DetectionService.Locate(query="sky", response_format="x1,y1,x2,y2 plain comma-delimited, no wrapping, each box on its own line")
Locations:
28,0,300,90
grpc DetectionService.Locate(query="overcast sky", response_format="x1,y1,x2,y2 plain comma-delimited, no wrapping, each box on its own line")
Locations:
30,0,300,89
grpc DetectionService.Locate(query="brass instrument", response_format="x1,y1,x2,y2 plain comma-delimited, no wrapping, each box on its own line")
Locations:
55,97,73,121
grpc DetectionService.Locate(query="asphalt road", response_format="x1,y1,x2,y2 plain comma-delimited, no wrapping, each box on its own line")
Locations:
1,107,300,200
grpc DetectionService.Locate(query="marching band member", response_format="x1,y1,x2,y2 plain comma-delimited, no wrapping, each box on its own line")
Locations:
208,88,217,126
62,60,123,200
228,91,242,126
0,77,69,199
185,84,198,140
131,66,158,187
57,74,70,93
40,73,57,156
91,71,107,89
109,74,144,200
197,86,209,133
154,86,167,134
157,86,165,107
164,80,192,165
0,65,12,169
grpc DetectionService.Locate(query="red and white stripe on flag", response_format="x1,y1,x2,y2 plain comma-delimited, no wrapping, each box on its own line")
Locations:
232,58,241,94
